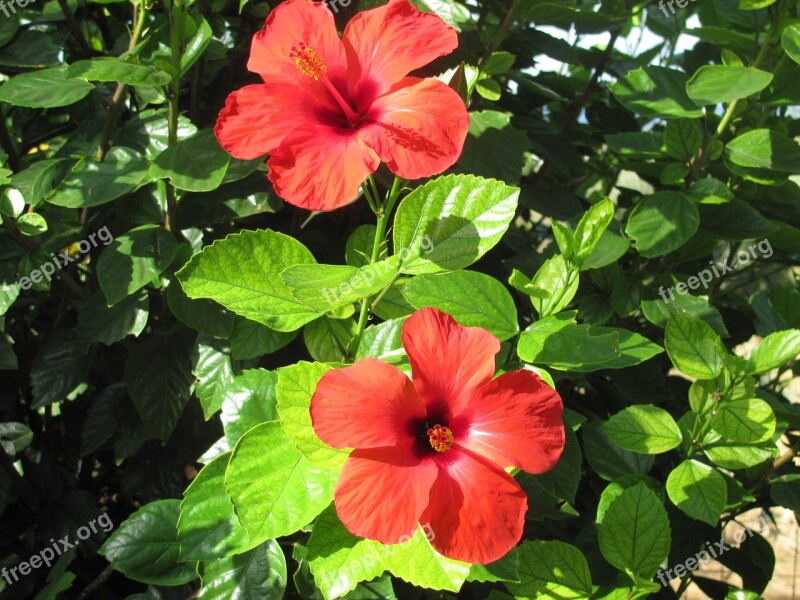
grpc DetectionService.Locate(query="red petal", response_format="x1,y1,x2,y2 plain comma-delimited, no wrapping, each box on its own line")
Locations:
421,450,527,564
335,443,437,544
454,371,565,474
311,358,425,449
401,308,500,420
267,124,379,211
215,84,334,160
248,0,347,91
362,77,469,180
343,0,458,99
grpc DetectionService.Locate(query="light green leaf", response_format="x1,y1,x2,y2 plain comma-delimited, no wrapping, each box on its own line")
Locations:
100,499,197,585
98,224,177,306
178,453,251,561
276,361,348,470
177,230,322,332
626,192,700,258
66,58,172,86
781,22,800,64
307,506,385,599
393,174,518,274
609,66,704,119
746,329,800,374
598,482,671,577
380,526,471,593
280,257,400,313
220,369,279,447
666,459,727,526
665,314,726,379
711,398,776,443
193,338,234,419
604,405,682,454
686,65,772,105
225,421,335,543
0,67,93,108
401,270,518,340
198,540,287,600
725,129,800,173
506,541,593,599
573,198,615,264
664,120,703,161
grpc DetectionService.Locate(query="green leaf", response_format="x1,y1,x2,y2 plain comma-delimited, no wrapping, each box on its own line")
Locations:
193,338,234,419
304,316,356,363
393,174,518,274
710,398,776,444
664,120,703,161
66,58,172,86
16,212,47,236
573,198,615,264
0,422,33,454
30,332,89,408
401,270,518,341
0,67,93,108
280,257,400,313
100,499,197,585
666,459,727,526
306,506,385,599
582,423,655,482
518,316,619,371
198,540,287,600
703,440,778,469
178,453,251,561
725,129,800,173
604,405,682,454
76,291,149,346
781,21,800,65
528,255,579,318
225,421,335,543
598,482,671,577
124,335,194,442
609,66,704,119
355,317,406,363
177,230,322,332
150,129,231,192
626,192,700,258
221,369,279,448
48,147,150,208
686,65,772,105
770,475,800,512
665,314,726,379
98,224,177,306
230,317,297,360
458,111,530,184
746,329,800,374
380,526,471,593
505,541,593,599
276,361,348,470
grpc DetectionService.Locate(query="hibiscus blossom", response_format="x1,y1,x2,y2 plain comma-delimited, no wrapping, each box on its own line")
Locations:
215,0,470,211
310,308,565,564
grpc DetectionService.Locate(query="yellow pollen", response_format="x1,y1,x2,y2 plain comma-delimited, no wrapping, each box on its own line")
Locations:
290,43,327,81
427,424,455,453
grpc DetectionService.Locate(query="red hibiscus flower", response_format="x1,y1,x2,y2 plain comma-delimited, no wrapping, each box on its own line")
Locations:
310,308,566,564
215,0,470,211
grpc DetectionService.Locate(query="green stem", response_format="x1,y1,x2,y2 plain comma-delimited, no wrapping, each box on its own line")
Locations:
164,0,184,232
348,177,404,359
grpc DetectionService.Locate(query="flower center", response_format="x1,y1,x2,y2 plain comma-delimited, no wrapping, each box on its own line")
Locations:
290,43,327,80
427,424,454,453
290,42,360,128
